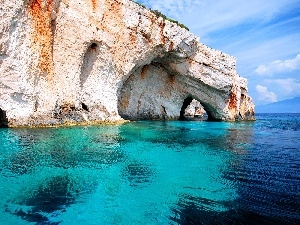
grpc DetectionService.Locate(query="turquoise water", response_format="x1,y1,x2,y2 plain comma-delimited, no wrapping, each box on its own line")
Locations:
0,114,299,224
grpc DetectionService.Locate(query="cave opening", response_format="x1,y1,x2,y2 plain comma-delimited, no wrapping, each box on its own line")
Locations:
90,43,98,49
117,53,223,122
0,108,8,127
81,103,89,112
117,61,218,122
180,97,210,121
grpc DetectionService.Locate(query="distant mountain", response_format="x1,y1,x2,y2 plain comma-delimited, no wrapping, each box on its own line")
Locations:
255,97,300,113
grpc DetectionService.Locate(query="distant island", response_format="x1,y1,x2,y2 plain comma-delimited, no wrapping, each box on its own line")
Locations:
255,97,300,113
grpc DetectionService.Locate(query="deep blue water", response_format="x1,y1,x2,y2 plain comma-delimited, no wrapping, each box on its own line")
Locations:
0,114,299,225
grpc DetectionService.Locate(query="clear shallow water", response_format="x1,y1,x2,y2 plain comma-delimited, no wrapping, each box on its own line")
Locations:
0,114,299,225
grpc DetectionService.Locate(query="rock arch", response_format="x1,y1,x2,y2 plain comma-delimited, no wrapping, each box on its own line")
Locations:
117,54,230,121
117,29,256,122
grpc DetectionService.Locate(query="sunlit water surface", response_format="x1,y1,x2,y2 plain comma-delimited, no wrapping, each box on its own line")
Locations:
0,114,299,225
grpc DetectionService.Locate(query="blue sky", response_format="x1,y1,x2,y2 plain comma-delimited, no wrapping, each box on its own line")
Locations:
136,0,300,106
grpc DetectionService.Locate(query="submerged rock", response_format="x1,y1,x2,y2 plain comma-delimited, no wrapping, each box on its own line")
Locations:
6,175,75,224
122,161,156,187
0,0,255,127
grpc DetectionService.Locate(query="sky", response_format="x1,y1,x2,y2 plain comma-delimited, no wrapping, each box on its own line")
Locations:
136,0,300,106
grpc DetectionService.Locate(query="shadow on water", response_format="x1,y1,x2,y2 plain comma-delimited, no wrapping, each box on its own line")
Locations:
122,161,156,187
191,128,249,153
2,126,125,224
170,195,296,225
2,128,125,175
169,118,300,225
49,146,125,170
122,121,255,154
8,210,60,225
221,118,300,225
7,175,75,224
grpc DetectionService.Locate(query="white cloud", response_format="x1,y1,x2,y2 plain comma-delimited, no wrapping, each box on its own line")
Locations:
256,85,277,103
254,65,270,76
254,54,300,75
265,78,300,95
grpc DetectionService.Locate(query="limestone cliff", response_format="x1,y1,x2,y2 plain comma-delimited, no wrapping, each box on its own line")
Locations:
0,0,255,127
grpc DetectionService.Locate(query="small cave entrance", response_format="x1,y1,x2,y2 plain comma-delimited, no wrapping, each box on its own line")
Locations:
0,108,8,127
180,97,210,121
81,102,89,112
80,42,99,87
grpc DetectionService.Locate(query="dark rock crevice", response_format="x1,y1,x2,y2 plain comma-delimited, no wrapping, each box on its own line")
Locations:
0,108,8,127
180,97,193,120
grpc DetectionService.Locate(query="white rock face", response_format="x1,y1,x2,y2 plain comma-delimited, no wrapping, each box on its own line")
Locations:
0,0,255,127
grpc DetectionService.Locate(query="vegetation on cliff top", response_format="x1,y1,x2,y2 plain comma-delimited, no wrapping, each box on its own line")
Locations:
150,10,189,31
130,0,189,31
131,0,146,8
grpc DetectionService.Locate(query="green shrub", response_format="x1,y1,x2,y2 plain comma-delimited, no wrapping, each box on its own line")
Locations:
151,10,189,31
130,0,146,8
130,1,189,31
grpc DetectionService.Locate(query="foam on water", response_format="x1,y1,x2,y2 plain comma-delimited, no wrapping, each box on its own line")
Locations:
0,114,299,224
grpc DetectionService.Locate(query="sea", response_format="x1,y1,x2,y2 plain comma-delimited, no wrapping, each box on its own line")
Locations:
0,113,299,225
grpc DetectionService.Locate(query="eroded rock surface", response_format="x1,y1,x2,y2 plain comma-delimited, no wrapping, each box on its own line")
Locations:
0,0,255,127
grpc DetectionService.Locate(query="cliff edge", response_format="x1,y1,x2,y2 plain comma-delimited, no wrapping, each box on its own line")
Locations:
0,0,255,127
